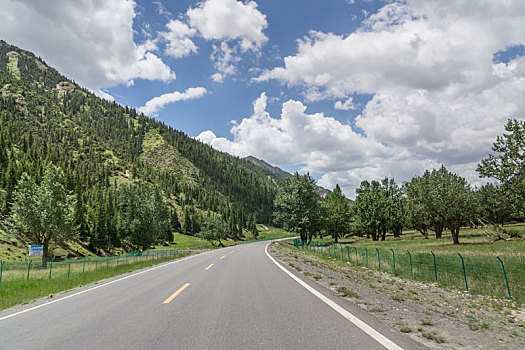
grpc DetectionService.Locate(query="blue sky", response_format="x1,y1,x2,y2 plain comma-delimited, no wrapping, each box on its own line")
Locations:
108,0,382,138
1,0,524,196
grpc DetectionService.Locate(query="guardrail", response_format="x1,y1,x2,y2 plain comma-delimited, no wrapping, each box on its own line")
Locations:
0,250,179,285
293,240,524,304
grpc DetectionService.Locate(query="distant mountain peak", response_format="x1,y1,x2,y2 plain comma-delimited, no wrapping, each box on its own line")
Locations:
243,156,334,198
243,156,292,181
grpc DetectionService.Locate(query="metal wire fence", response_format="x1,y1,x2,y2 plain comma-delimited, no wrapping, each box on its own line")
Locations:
293,240,525,304
0,250,178,284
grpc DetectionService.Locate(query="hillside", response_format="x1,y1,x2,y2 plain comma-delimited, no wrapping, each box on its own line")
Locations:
244,156,334,198
244,156,292,181
0,40,277,257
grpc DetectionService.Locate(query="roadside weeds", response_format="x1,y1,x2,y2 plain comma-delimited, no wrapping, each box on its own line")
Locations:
270,242,525,350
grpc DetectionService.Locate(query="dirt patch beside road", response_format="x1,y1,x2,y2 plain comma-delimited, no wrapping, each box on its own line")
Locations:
269,242,524,349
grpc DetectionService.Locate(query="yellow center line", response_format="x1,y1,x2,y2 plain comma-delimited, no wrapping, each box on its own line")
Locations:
163,283,190,304
205,263,214,270
220,256,225,259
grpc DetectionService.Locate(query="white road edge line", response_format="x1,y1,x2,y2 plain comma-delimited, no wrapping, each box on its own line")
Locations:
265,243,404,350
0,249,222,322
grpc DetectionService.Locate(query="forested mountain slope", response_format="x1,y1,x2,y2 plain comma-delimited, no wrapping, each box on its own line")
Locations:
0,40,277,254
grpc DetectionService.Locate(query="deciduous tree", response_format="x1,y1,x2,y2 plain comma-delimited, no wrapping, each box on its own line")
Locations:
274,173,321,243
322,184,351,243
8,164,76,263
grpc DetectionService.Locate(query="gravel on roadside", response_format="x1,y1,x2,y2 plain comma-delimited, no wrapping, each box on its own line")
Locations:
269,242,525,350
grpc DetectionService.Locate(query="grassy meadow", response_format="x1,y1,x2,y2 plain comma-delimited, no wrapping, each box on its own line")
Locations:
0,252,189,311
312,223,525,256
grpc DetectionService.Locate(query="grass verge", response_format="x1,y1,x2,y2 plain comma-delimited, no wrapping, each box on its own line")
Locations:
0,252,190,311
311,223,525,256
292,241,524,304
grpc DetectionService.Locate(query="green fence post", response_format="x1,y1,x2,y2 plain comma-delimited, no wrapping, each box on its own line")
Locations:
431,251,437,281
0,261,4,284
354,247,358,266
107,255,109,268
83,257,86,274
126,254,128,265
496,256,512,299
347,246,351,263
49,258,54,279
340,246,344,260
376,248,381,272
27,259,32,281
96,257,98,270
390,249,396,275
458,253,468,291
364,247,368,268
407,250,413,277
67,259,71,278
116,256,119,267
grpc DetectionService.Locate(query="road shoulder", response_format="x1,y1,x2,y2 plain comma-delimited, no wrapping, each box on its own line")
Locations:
268,242,524,350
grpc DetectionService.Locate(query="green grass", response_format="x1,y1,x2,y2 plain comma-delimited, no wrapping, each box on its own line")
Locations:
157,225,292,251
7,56,20,79
312,223,525,256
0,252,189,311
337,286,360,298
295,239,525,304
422,332,445,343
0,229,95,262
250,225,292,240
158,232,215,250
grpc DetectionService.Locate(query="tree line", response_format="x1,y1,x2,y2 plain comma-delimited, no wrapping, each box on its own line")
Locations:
0,41,269,258
274,119,525,245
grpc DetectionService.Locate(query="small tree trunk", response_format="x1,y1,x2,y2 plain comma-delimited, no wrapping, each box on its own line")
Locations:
42,242,49,267
381,227,387,241
434,223,443,239
451,226,460,244
300,231,307,242
393,227,400,238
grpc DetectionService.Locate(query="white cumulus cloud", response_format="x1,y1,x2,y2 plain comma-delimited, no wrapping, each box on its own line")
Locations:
0,0,175,99
254,0,525,192
161,19,198,58
138,87,207,116
197,92,409,196
185,0,268,81
187,0,268,51
334,97,355,111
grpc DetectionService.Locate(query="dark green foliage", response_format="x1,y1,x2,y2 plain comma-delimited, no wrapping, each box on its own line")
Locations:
478,119,525,218
0,40,276,253
7,164,76,261
322,184,351,243
117,184,170,250
170,209,181,233
273,173,321,242
406,166,472,244
197,214,228,246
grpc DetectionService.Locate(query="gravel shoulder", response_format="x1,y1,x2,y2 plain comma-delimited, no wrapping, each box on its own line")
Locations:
269,242,525,350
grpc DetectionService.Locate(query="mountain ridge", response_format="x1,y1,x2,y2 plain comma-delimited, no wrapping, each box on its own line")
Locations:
0,40,277,255
243,156,334,198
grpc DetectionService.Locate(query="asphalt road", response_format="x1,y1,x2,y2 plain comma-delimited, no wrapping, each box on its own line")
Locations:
0,241,426,349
